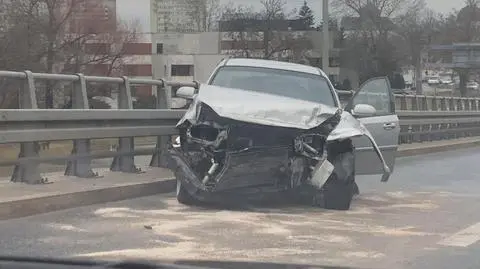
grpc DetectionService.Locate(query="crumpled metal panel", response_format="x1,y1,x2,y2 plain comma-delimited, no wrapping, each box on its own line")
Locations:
176,84,391,181
176,84,340,129
327,111,391,182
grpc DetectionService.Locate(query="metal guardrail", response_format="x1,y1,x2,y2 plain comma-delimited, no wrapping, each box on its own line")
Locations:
394,94,480,144
0,70,197,184
394,94,480,111
0,70,480,184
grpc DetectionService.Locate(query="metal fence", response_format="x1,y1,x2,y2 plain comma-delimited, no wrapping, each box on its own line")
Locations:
0,71,197,184
1,70,480,184
395,94,480,144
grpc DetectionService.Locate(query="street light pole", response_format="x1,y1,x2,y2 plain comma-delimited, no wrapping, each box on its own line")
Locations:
322,0,330,75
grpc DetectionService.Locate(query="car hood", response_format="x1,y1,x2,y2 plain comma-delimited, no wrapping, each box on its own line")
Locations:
177,84,340,130
177,84,391,181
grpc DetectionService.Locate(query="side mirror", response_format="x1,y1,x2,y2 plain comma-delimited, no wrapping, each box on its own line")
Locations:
352,104,376,117
176,86,196,99
170,97,188,109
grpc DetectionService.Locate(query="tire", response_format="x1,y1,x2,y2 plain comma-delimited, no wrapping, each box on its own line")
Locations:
320,174,355,210
175,169,197,205
314,151,355,211
353,182,360,196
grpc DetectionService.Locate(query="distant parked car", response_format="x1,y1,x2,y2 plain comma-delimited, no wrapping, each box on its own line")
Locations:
427,76,440,85
439,77,453,85
467,81,479,91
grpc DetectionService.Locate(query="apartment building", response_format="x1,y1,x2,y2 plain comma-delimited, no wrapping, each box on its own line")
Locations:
151,32,356,90
150,0,198,33
67,0,117,34
152,32,224,89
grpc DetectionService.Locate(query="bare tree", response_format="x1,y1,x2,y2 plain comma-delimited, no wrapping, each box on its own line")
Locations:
334,0,424,83
0,0,140,108
397,7,440,94
62,20,140,76
260,0,286,58
333,0,425,19
220,4,261,58
219,0,311,61
454,0,480,96
456,0,480,42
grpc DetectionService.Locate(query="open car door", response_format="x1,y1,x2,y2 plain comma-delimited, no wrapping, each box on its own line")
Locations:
346,77,400,175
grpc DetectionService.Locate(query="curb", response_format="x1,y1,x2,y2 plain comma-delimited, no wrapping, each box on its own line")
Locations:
397,139,480,157
0,178,175,221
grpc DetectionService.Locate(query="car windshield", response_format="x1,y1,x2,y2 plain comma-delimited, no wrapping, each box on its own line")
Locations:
209,66,336,107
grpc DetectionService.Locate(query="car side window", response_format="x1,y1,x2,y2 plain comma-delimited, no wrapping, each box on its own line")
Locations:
350,77,394,116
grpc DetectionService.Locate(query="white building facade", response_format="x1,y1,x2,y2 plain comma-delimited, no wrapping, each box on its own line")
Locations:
151,32,224,86
150,0,199,33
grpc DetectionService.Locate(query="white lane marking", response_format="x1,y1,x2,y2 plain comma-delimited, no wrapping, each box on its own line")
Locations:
438,222,480,247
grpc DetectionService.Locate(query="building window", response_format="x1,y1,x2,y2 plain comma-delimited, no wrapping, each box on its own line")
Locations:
329,75,339,86
156,43,163,54
329,57,340,68
171,65,194,76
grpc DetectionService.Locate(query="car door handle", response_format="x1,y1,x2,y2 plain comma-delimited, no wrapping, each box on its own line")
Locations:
383,122,397,130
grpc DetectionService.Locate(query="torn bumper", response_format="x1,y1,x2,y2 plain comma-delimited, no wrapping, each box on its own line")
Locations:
167,146,297,202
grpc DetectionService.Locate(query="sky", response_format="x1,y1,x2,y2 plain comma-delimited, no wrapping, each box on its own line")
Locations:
117,0,460,33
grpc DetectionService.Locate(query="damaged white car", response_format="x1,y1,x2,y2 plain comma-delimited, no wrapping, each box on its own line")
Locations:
167,58,400,210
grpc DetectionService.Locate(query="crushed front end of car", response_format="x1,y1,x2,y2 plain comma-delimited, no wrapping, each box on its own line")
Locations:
166,85,391,210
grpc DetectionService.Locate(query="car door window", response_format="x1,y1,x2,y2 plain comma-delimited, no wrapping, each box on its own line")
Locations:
348,77,395,116
346,77,399,176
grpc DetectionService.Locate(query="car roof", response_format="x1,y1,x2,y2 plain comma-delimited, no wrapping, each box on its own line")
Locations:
223,58,326,77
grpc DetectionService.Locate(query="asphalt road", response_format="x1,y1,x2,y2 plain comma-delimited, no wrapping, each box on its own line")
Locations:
1,148,480,269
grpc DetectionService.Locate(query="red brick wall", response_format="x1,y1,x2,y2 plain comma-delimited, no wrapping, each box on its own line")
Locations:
135,85,153,97
67,0,116,34
123,43,152,55
85,43,110,54
124,64,152,77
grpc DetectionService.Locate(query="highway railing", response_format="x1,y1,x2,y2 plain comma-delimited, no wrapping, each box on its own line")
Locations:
0,70,197,184
0,70,480,184
394,94,480,144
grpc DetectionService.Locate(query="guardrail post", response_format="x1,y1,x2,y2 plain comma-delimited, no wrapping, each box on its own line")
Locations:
11,71,44,184
150,79,171,168
448,98,454,111
65,74,97,178
446,97,454,139
411,96,418,110
410,96,421,142
400,95,407,110
465,99,471,111
456,99,463,111
420,96,428,111
110,76,140,173
471,99,478,111
431,96,438,111
440,97,447,111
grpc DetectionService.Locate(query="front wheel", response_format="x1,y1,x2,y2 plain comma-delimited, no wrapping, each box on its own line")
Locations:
175,169,197,205
317,174,355,210
314,151,356,210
